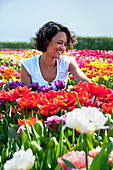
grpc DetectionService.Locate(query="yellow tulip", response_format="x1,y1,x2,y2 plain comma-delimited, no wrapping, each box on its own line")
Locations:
103,75,109,81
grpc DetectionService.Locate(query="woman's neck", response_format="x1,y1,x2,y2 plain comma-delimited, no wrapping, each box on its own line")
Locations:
40,53,57,68
39,53,57,83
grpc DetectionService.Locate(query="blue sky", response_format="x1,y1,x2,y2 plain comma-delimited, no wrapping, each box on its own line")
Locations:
0,0,113,42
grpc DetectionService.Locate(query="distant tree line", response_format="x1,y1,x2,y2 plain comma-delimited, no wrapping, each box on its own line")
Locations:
0,42,32,49
0,37,113,50
74,37,113,50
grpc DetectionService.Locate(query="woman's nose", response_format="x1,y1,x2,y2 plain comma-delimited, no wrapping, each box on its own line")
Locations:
61,44,66,50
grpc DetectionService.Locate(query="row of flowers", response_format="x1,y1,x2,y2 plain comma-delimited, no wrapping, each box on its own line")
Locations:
0,49,113,169
0,49,113,88
0,81,113,116
0,80,113,169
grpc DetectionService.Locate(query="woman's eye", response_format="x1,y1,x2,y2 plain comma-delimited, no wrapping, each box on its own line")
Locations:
57,42,67,46
57,42,62,44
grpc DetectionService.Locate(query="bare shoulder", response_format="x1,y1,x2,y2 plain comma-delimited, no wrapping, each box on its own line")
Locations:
69,58,79,71
21,64,31,85
21,64,29,74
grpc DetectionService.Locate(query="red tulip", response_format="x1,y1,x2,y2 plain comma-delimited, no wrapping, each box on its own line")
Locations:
102,102,113,115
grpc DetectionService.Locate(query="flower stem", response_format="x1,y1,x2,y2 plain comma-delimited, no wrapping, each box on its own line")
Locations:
93,96,97,107
31,107,34,117
85,134,88,170
97,130,100,143
6,100,9,118
103,129,107,141
72,129,75,146
22,108,27,118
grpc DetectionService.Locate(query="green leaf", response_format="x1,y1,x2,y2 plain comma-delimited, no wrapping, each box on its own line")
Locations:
34,120,44,137
92,135,99,148
40,136,50,145
108,124,113,138
56,122,64,158
21,129,27,147
77,140,85,151
23,140,30,151
111,108,113,120
31,123,40,144
90,141,113,170
76,134,85,150
11,102,21,120
8,126,17,139
1,148,8,164
48,137,58,149
54,164,61,170
0,134,7,143
41,145,49,169
24,121,31,141
87,134,93,150
64,136,72,150
30,141,43,165
76,96,82,108
62,158,77,168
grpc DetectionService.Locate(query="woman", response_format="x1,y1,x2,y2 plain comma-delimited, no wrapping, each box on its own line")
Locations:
21,21,92,90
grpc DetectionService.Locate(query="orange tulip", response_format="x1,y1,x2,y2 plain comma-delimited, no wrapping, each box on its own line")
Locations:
38,98,60,116
56,91,77,111
3,68,16,80
18,116,43,126
19,91,41,108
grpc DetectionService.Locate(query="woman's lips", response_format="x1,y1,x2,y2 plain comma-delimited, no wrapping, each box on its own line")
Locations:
57,51,63,55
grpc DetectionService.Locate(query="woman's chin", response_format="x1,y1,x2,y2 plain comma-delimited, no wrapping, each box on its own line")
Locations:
55,53,61,59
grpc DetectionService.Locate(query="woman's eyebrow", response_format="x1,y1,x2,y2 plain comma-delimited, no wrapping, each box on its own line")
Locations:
57,40,67,43
57,40,63,41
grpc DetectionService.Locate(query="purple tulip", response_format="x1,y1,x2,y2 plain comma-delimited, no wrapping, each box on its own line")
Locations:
28,83,53,92
7,81,24,90
45,116,60,131
17,124,32,136
28,82,39,91
39,85,53,92
59,114,67,124
28,80,66,92
45,114,66,131
54,80,66,90
0,99,6,105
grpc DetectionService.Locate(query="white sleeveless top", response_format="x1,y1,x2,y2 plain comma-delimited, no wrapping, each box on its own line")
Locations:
21,55,72,90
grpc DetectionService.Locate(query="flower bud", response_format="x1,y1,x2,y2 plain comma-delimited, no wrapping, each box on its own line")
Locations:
34,121,44,136
30,141,43,156
48,137,58,149
105,113,111,125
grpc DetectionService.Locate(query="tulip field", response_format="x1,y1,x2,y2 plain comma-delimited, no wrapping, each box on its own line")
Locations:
0,48,113,170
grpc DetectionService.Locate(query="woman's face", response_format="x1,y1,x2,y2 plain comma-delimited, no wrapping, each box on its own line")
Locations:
46,31,67,59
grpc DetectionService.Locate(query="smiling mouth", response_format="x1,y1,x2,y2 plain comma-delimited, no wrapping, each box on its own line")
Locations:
57,51,63,55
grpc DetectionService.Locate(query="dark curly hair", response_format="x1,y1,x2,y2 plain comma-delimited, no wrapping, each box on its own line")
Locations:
34,21,78,52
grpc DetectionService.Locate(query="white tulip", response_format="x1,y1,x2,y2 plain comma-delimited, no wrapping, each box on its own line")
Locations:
4,148,35,170
63,106,108,134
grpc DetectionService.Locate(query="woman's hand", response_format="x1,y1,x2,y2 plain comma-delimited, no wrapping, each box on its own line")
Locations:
69,59,92,83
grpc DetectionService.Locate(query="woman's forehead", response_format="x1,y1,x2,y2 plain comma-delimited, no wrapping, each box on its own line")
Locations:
52,32,67,41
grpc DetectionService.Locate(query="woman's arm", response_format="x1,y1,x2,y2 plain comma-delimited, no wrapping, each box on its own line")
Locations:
69,59,92,83
21,64,31,85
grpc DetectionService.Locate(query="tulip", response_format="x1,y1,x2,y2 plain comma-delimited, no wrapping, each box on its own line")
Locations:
63,106,108,134
54,80,66,90
4,149,35,170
